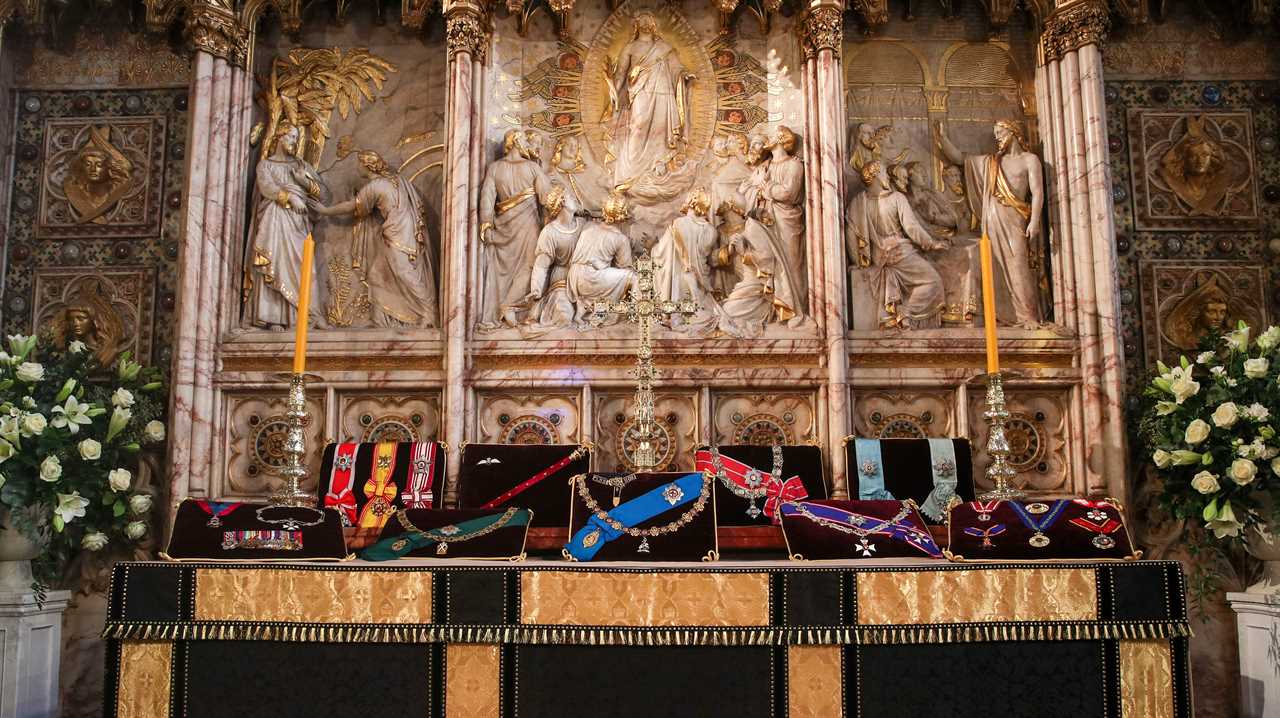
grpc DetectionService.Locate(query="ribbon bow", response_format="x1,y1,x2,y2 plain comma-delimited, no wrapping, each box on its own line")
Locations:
764,476,808,524
584,514,625,545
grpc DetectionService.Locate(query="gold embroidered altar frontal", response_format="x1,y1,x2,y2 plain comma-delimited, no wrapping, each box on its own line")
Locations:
856,566,1098,625
194,567,433,623
519,570,770,626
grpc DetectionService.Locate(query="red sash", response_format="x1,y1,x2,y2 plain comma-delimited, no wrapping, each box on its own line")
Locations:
357,442,399,531
401,442,439,509
324,443,361,526
694,448,808,524
480,445,590,509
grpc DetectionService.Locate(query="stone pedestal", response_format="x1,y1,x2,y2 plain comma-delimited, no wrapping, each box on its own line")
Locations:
0,589,70,718
1228,591,1280,718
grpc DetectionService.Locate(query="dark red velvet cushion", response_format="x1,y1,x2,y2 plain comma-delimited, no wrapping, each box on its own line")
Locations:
567,472,719,561
163,499,348,560
779,499,942,560
456,443,589,527
945,498,1141,561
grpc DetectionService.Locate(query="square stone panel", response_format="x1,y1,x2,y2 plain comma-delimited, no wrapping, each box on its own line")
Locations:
592,391,700,473
36,115,167,239
221,390,326,499
966,387,1069,494
850,390,957,439
710,391,817,446
335,392,442,444
1139,259,1269,368
31,266,156,368
1126,108,1258,230
474,392,581,445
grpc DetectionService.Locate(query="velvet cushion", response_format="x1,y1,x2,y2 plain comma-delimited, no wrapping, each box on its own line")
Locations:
779,499,942,560
371,508,532,559
567,472,718,561
455,443,589,527
163,499,348,560
316,441,447,535
698,444,829,526
945,498,1141,561
843,438,975,523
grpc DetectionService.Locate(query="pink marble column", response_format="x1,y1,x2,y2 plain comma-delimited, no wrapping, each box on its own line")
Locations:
440,4,488,504
801,2,850,497
168,52,254,506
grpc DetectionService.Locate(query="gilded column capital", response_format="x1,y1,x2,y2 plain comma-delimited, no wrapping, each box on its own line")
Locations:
799,5,842,60
185,4,251,67
848,0,888,30
445,6,490,64
1039,0,1110,64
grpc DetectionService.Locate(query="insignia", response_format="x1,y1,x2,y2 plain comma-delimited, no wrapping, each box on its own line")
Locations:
582,529,601,548
335,454,355,471
933,459,956,478
1092,534,1115,550
1029,533,1050,548
637,537,651,553
856,538,877,557
369,497,391,516
663,484,684,506
436,542,449,555
860,459,879,477
1086,509,1108,522
207,516,222,528
415,459,431,471
478,457,501,466
744,469,764,488
392,539,408,551
1026,503,1050,515
439,525,461,536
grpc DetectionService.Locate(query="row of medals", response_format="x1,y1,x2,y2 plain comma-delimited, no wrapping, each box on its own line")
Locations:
976,502,1117,550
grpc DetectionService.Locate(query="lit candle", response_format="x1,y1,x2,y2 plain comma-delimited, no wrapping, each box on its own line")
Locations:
291,233,315,374
978,232,1000,375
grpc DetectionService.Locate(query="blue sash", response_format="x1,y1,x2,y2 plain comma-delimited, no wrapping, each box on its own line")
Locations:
919,439,960,522
854,439,894,500
565,472,704,561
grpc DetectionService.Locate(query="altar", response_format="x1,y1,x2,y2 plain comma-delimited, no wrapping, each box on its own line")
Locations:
105,558,1190,717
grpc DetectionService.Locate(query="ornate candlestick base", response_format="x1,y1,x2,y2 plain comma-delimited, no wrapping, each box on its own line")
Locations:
979,372,1025,502
270,372,317,507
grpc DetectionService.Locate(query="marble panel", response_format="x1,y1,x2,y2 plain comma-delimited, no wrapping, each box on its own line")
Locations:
966,386,1070,494
710,391,817,445
335,391,442,444
592,390,700,472
474,391,581,445
850,390,956,438
220,390,326,498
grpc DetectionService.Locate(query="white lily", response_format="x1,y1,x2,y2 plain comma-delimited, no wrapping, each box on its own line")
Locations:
50,395,92,434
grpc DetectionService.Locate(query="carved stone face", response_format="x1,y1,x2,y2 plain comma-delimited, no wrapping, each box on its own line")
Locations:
279,127,299,156
889,164,909,192
994,125,1013,154
907,164,928,189
1201,300,1229,330
66,308,94,338
857,123,875,149
634,13,658,36
79,151,108,185
1184,140,1218,176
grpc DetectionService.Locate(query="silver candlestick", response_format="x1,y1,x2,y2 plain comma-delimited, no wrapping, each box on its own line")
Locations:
979,372,1024,501
270,372,316,507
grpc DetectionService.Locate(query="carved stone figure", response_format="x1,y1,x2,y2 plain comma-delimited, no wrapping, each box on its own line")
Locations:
605,12,695,186
1157,115,1233,216
714,189,805,338
849,122,891,173
899,161,979,325
478,130,552,331
758,126,807,299
521,184,584,333
846,161,949,330
550,135,589,207
63,126,134,225
653,187,720,333
316,151,438,328
47,278,124,368
245,124,327,330
567,194,636,323
1162,274,1239,350
937,120,1045,328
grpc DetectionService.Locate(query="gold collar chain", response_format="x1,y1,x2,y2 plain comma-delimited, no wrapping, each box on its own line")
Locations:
575,473,711,538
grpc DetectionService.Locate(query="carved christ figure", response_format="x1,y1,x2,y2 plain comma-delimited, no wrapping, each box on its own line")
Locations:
246,125,327,329
477,130,551,331
316,151,438,328
937,120,1045,328
605,12,694,185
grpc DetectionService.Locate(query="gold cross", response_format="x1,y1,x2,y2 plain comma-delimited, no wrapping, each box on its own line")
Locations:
589,254,696,469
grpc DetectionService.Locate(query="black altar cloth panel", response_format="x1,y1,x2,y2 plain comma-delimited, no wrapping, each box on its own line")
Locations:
843,437,976,521
456,442,589,527
513,645,774,718
700,444,829,526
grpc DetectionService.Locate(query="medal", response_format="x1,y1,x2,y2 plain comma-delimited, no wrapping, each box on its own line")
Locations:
1009,500,1068,549
196,500,241,528
1069,516,1122,552
970,500,1000,522
637,537,651,553
963,524,1006,549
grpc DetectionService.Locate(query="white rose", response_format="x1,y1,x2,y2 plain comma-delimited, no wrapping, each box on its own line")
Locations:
1191,471,1220,494
111,388,135,408
81,532,108,551
128,494,152,515
78,438,101,461
1213,403,1240,428
1259,326,1280,352
1197,351,1216,364
0,440,13,464
14,362,43,383
1210,366,1227,377
1185,419,1212,445
19,412,46,436
1246,403,1272,422
0,417,16,443
1228,378,1240,387
39,455,61,482
67,340,86,355
107,468,131,492
143,420,165,443
1272,457,1280,476
1171,375,1201,404
1230,458,1259,485
1245,357,1270,379
124,521,146,540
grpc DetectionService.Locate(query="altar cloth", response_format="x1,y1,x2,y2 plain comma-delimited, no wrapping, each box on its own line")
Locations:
104,559,1190,717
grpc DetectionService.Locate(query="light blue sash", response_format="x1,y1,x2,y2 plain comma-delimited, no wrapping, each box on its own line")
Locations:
565,473,704,561
919,439,960,521
854,438,894,500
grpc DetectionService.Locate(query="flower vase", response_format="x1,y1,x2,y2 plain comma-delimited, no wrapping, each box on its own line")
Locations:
0,510,41,593
1246,524,1280,593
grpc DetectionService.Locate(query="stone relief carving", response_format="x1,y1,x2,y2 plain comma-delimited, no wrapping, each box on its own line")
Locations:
967,388,1067,494
223,391,325,498
481,3,806,339
33,268,155,368
38,117,165,238
850,390,955,439
1140,261,1268,365
337,392,442,443
475,392,581,444
1128,110,1257,229
710,391,816,446
593,390,698,472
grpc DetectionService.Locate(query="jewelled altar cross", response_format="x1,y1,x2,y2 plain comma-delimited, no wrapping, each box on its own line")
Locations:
589,255,696,470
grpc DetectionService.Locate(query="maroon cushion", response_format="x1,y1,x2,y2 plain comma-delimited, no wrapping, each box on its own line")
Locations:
456,443,589,527
164,499,348,560
945,498,1141,561
779,500,942,560
567,472,718,562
